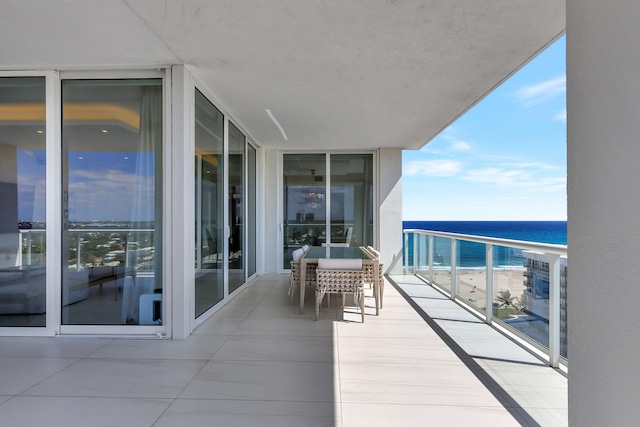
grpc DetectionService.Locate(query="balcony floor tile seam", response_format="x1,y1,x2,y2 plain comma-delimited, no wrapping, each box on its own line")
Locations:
387,275,554,427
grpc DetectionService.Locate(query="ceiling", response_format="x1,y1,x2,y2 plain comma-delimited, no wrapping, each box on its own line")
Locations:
0,0,565,150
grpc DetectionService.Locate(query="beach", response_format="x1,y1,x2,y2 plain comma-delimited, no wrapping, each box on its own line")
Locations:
425,267,527,309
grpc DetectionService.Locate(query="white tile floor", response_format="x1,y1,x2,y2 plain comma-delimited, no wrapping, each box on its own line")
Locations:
0,273,567,426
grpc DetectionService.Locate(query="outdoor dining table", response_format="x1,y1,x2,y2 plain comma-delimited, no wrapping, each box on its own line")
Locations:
299,246,379,316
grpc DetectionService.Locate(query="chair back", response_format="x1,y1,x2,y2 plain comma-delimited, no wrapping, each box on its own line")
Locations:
366,246,380,258
292,248,305,261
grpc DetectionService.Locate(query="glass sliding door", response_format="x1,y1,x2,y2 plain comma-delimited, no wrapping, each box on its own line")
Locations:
195,89,224,317
61,79,163,326
0,77,47,327
247,144,257,278
330,154,373,247
283,154,326,269
228,122,245,293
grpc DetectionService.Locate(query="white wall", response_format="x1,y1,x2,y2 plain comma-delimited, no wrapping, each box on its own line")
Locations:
378,148,403,274
263,149,280,273
567,1,640,425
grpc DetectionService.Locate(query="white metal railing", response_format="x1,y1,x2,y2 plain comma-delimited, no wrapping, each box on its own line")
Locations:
403,228,568,368
19,228,155,272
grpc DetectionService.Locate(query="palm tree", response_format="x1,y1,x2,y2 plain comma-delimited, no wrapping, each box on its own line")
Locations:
495,289,517,318
514,293,526,312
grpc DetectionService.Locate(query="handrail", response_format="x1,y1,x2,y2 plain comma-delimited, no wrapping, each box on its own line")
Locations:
404,228,567,257
403,228,567,369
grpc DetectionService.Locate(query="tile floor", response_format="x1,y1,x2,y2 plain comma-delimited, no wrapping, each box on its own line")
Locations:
0,273,567,426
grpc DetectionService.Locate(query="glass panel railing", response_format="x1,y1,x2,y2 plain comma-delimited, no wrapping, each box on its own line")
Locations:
492,244,528,331
456,240,487,312
402,229,568,367
414,233,429,281
432,236,452,292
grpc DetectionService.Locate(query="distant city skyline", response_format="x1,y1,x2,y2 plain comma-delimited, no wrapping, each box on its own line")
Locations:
403,36,566,221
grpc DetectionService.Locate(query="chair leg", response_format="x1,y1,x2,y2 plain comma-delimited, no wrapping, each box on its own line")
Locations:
359,288,365,323
315,289,320,321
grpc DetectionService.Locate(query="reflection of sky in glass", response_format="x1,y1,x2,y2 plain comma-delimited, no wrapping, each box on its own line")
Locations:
67,151,155,222
17,150,156,223
17,149,46,222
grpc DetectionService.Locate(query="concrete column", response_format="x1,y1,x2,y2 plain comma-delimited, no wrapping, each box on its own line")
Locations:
263,149,280,273
378,148,403,274
170,65,195,339
567,1,640,424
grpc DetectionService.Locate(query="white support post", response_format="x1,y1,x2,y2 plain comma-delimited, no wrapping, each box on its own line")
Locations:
485,244,493,324
26,232,32,266
412,232,418,274
428,234,434,284
403,232,409,273
450,239,457,299
549,253,561,368
76,233,81,271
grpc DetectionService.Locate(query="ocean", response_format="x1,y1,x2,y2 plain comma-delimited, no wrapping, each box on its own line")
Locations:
402,221,567,267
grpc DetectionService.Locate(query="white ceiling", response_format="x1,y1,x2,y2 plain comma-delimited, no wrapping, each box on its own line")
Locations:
0,0,565,150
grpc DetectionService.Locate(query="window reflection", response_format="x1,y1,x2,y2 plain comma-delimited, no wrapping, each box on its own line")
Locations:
0,77,47,327
195,89,224,317
61,79,163,326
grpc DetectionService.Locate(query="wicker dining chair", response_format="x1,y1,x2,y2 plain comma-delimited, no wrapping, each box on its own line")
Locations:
289,247,317,305
364,246,385,309
315,258,365,322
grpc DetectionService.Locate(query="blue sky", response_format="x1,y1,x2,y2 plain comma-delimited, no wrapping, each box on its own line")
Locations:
403,36,566,221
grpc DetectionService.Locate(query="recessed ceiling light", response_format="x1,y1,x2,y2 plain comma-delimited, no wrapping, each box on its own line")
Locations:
101,129,108,133
124,156,129,160
36,129,44,134
78,156,84,160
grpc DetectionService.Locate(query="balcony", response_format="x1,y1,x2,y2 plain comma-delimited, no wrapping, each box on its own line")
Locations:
0,265,567,425
404,228,568,367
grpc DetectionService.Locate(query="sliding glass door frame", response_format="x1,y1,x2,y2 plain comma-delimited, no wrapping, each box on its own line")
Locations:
191,84,257,329
278,150,378,273
0,70,58,336
57,69,170,336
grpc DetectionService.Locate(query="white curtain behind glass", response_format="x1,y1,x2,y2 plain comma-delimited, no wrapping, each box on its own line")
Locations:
122,85,162,324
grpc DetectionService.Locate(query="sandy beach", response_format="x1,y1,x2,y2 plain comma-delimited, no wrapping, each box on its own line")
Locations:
425,268,527,309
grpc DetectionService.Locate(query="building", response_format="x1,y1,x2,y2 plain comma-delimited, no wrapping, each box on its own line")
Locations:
521,250,568,357
0,1,638,425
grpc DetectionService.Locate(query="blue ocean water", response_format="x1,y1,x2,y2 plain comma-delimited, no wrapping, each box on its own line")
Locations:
403,221,567,267
403,221,567,244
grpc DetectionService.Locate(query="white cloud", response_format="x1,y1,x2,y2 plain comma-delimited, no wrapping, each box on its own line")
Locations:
554,108,567,123
463,166,566,191
451,140,472,151
515,76,566,107
404,160,461,177
69,168,156,221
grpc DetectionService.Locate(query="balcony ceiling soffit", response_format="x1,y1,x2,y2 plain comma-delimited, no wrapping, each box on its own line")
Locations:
0,0,565,151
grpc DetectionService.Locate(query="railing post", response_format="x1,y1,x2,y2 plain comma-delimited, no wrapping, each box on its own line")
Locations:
428,234,434,284
403,231,409,273
485,244,493,325
26,232,32,266
413,232,418,274
76,232,81,271
549,253,561,368
450,238,457,300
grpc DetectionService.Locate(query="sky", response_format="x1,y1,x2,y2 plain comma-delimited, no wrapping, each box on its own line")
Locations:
402,36,566,221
